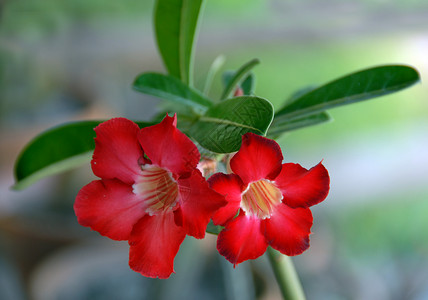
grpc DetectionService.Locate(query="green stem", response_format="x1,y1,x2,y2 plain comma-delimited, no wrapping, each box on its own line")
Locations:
267,247,306,300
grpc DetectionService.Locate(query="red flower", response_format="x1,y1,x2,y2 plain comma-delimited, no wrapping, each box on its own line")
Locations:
208,133,330,265
74,115,226,278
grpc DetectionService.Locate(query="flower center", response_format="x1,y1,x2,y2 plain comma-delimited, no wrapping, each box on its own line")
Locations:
132,165,179,216
240,179,283,219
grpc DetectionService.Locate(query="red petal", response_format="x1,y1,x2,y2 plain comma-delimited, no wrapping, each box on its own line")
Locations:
74,179,145,241
230,133,283,185
274,162,330,208
138,114,200,175
174,170,227,239
262,204,313,256
92,118,143,184
128,212,186,279
217,213,268,265
208,173,244,225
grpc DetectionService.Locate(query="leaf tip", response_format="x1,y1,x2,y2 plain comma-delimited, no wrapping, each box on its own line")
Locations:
10,179,29,191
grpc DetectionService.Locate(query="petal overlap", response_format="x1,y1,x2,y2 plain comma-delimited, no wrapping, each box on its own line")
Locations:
174,170,227,239
129,212,186,279
275,162,330,208
230,133,283,185
262,204,313,256
74,179,145,241
91,118,143,184
208,173,244,225
217,212,268,265
138,114,200,175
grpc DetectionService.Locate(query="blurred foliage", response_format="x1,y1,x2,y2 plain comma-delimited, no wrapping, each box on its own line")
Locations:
3,0,427,38
332,190,428,259
1,0,153,35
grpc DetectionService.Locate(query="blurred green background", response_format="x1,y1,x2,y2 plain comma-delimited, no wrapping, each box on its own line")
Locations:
1,0,427,299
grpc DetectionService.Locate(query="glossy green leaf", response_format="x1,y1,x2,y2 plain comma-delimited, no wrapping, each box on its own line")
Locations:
13,120,152,190
223,71,255,96
221,58,260,100
268,112,332,137
154,0,204,85
276,65,420,120
133,72,213,112
189,96,274,153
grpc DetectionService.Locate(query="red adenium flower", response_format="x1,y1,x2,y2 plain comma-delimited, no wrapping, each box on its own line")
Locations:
74,115,226,278
208,133,330,265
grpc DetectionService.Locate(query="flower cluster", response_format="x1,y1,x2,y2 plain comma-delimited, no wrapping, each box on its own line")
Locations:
74,115,330,278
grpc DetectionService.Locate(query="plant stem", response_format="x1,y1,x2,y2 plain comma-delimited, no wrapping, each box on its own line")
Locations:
267,247,306,300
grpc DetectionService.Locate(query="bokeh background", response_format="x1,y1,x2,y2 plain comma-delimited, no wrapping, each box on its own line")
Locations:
1,0,427,299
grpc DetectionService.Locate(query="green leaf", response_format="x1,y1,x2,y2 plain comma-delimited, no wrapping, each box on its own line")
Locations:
203,55,226,96
221,58,260,100
223,71,255,96
13,120,152,190
268,112,332,137
284,85,318,105
206,220,223,235
154,0,204,85
276,65,420,120
133,72,213,113
189,96,274,153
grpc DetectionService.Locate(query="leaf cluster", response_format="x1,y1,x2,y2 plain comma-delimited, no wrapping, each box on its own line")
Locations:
13,0,420,190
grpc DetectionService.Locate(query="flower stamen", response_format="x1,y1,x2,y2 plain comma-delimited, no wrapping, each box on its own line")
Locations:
241,179,282,219
133,165,179,215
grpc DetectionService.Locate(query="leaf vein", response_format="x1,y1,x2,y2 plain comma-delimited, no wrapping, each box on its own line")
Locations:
199,116,262,133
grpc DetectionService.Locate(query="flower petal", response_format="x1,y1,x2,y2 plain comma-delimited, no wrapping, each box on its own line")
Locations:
274,162,330,208
128,212,186,279
217,213,268,265
138,114,200,175
208,173,244,225
74,179,145,241
92,118,143,184
174,170,227,239
262,204,313,256
230,133,283,185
